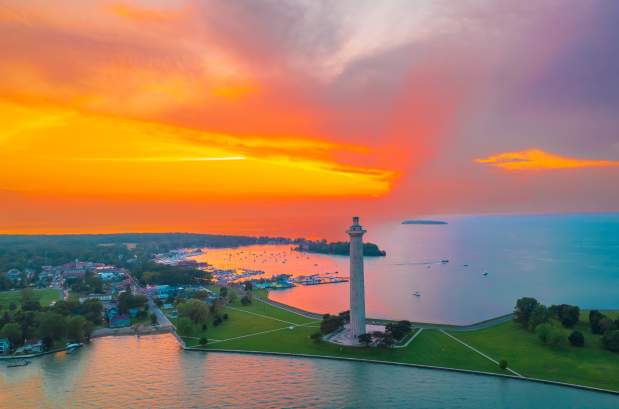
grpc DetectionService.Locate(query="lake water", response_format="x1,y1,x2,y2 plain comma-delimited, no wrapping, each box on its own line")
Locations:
1,334,617,408
194,213,619,324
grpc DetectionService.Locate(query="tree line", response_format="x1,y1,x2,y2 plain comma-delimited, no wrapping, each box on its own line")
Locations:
0,289,102,351
514,297,619,352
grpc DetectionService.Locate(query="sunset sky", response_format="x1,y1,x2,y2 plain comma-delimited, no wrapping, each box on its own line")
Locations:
1,0,619,238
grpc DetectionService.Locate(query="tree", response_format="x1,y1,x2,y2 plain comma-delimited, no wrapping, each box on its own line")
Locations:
150,313,158,325
602,330,619,353
219,287,228,298
83,320,94,342
227,290,238,305
598,317,616,334
0,322,22,346
176,317,193,336
9,302,16,311
550,304,580,328
210,299,224,316
199,337,208,346
358,333,372,347
320,314,344,335
386,321,413,340
589,310,606,334
177,299,209,325
568,330,585,347
244,282,253,292
514,297,539,326
37,312,66,341
528,304,549,331
499,359,508,370
240,295,252,306
193,289,209,300
66,315,87,343
20,288,35,304
377,332,395,348
118,292,147,314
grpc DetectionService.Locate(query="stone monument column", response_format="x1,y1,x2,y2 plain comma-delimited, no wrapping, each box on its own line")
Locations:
347,216,366,339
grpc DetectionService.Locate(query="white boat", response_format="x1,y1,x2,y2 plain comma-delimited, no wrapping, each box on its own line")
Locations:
413,291,421,297
482,272,488,276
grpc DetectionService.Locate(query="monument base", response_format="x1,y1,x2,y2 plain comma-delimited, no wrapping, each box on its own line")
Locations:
327,323,386,346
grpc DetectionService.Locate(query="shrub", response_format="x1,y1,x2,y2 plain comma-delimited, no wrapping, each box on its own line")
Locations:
548,327,567,347
201,323,207,331
358,333,373,347
568,330,584,347
240,295,251,306
499,359,508,370
320,314,344,335
549,304,580,328
223,313,229,320
199,337,208,346
386,320,413,340
536,323,553,344
310,332,322,344
602,330,619,353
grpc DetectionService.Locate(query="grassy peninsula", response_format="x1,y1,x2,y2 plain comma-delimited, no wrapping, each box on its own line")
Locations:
172,290,619,393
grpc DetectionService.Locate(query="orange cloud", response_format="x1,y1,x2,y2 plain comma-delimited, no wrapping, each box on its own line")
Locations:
476,149,619,171
0,99,395,199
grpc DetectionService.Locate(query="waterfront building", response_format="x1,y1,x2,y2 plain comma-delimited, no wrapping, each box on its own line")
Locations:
347,216,367,339
0,338,10,354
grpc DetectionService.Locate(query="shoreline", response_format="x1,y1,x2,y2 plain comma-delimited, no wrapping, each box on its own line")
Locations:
6,292,618,397
184,347,619,397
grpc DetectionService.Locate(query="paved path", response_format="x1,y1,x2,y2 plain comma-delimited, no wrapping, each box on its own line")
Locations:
226,305,302,326
439,329,523,377
209,321,317,345
254,297,323,320
393,328,424,349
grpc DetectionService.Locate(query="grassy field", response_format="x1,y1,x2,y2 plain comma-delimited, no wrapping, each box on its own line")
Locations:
169,295,619,391
454,318,619,391
177,298,508,375
0,288,61,311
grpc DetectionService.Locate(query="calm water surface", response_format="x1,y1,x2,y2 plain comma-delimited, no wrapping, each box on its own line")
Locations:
1,335,617,409
194,214,619,324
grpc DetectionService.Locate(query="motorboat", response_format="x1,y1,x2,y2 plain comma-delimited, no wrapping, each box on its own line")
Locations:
413,291,421,297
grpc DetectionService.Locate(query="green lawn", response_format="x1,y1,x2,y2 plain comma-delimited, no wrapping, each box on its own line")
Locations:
454,320,619,391
171,296,619,391
177,299,507,375
0,288,61,311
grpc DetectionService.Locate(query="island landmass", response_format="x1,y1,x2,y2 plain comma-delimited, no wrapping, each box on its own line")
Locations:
293,240,386,256
402,220,447,225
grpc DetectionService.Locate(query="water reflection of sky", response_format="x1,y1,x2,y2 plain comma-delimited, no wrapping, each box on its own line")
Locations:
1,335,618,408
193,214,619,325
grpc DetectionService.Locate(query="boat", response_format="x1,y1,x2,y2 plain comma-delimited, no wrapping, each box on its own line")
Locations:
413,291,421,297
7,360,31,368
441,259,449,263
482,272,488,276
66,343,83,354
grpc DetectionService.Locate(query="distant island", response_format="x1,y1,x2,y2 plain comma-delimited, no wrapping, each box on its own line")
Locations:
294,240,386,256
402,220,447,225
